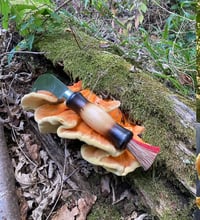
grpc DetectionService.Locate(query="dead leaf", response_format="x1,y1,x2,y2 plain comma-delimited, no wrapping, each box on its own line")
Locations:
52,204,79,220
52,194,96,220
22,134,40,162
62,190,73,200
27,144,40,162
76,194,97,220
99,41,110,48
126,211,137,220
16,188,29,220
100,175,111,196
178,73,193,86
134,14,140,29
32,180,61,220
135,213,148,220
15,160,37,187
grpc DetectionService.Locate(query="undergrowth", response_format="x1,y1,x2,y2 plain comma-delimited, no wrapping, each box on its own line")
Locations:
0,0,196,96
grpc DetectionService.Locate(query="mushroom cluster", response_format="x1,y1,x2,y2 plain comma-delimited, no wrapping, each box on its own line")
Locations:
21,81,148,176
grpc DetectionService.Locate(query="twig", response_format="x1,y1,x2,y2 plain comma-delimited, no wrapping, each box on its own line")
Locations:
45,144,69,220
45,143,79,219
55,0,73,12
11,128,38,167
0,51,46,58
63,167,80,183
6,33,13,52
69,25,82,49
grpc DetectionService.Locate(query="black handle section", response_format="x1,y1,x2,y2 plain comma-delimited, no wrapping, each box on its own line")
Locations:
66,92,88,114
107,123,133,150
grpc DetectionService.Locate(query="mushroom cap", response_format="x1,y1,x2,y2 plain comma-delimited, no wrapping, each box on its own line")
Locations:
21,79,149,175
21,91,60,110
196,153,200,179
57,120,121,156
196,197,200,209
81,145,140,176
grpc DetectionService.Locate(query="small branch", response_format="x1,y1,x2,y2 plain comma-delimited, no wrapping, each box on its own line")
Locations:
69,25,82,49
0,51,46,58
55,0,73,12
6,33,13,52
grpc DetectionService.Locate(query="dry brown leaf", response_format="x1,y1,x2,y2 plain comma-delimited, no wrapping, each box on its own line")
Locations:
100,175,111,196
22,134,40,162
32,181,61,220
52,194,96,220
27,144,40,162
178,73,193,86
15,160,37,187
62,190,73,200
16,188,29,220
134,14,140,29
52,204,79,220
76,194,97,220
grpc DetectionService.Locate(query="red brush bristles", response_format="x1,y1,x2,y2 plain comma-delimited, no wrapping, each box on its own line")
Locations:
126,139,160,170
132,138,160,153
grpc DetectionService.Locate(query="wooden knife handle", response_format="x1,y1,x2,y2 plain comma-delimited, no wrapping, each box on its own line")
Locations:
66,92,133,150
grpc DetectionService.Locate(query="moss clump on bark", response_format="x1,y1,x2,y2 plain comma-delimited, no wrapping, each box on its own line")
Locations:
128,172,194,220
87,202,121,220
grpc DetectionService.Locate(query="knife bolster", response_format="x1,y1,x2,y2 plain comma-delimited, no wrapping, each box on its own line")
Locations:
66,92,133,149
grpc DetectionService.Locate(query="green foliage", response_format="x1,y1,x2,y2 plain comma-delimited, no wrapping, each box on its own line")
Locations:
145,1,196,95
118,0,196,96
0,0,11,29
0,0,55,57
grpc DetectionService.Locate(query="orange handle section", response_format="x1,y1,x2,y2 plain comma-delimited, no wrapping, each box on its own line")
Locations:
66,92,133,149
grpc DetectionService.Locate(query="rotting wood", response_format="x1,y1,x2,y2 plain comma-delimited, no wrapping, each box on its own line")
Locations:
0,121,21,220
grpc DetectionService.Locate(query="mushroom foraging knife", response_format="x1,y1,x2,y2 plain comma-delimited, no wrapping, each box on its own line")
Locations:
32,73,160,170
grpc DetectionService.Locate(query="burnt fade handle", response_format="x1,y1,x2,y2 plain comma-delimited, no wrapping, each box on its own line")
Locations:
66,92,133,150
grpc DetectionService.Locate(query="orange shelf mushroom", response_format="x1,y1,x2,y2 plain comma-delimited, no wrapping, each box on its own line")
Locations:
21,80,149,176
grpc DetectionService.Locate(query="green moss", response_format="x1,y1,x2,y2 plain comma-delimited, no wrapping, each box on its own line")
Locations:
87,202,121,220
128,173,194,220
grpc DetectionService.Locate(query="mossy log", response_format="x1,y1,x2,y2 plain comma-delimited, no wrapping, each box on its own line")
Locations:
34,27,196,219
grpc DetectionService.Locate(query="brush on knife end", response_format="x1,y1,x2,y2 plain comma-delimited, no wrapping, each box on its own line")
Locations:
127,139,160,171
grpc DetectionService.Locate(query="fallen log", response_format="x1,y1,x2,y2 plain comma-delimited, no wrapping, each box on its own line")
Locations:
33,25,196,219
0,121,21,220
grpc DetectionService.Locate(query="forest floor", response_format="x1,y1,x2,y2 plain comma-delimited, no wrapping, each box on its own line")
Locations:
0,1,196,219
